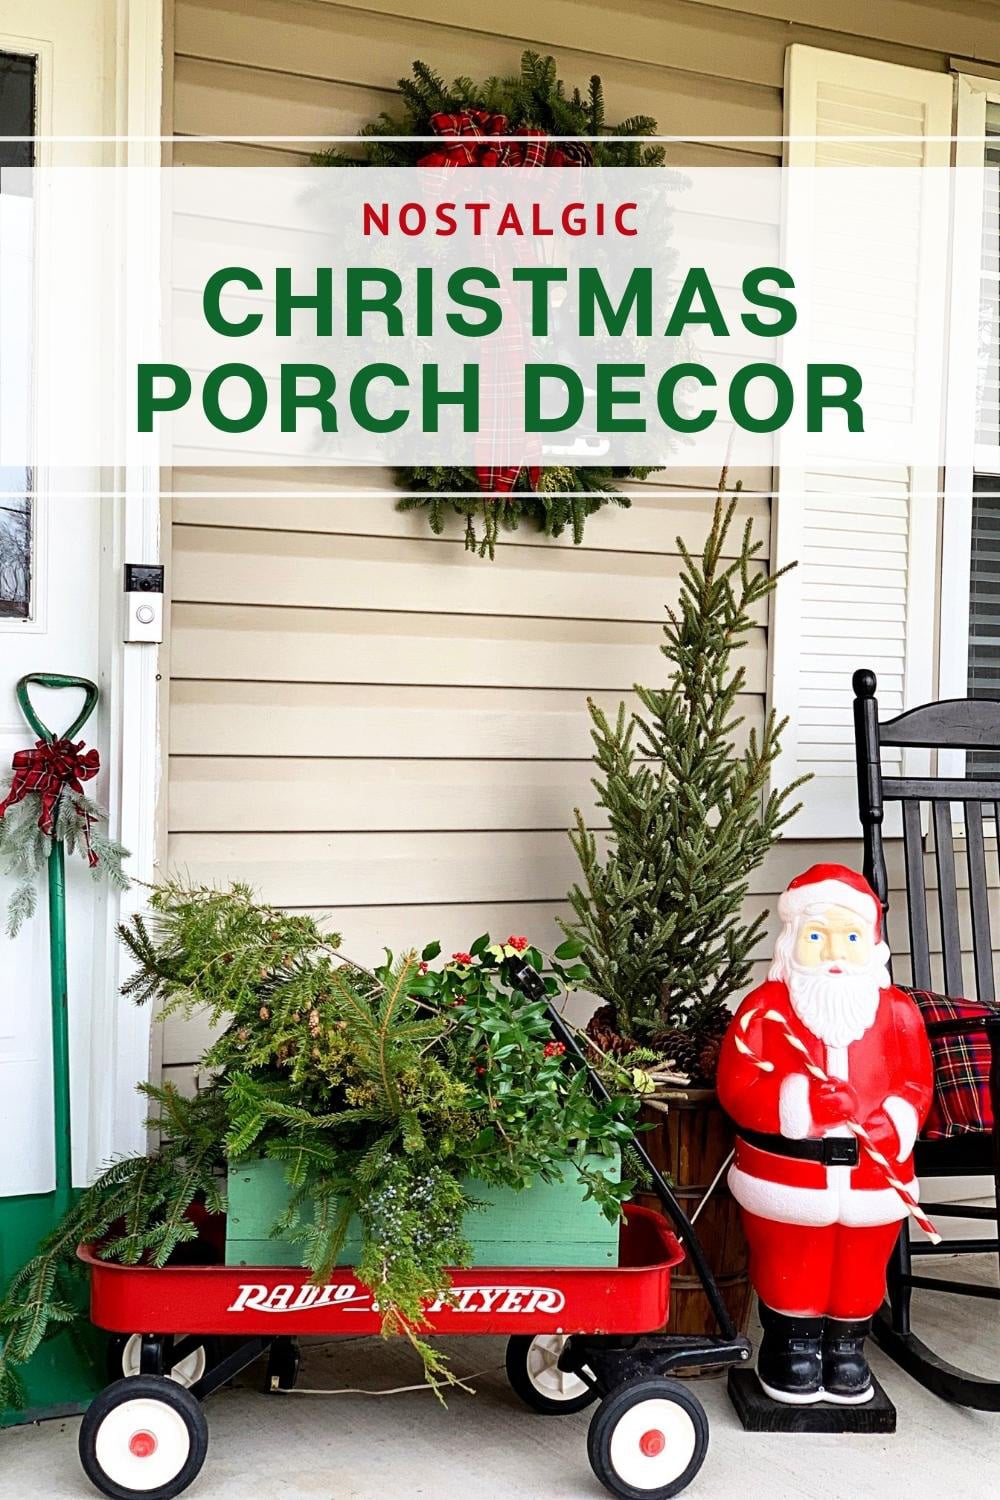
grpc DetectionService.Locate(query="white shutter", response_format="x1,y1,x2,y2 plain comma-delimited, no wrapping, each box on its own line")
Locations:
770,46,953,838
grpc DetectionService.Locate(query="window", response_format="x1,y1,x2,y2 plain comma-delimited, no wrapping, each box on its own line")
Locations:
0,51,34,167
770,46,950,836
0,50,36,622
0,497,30,618
967,105,1000,757
968,481,1000,774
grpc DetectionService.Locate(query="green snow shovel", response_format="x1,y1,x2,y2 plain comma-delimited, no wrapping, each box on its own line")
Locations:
0,674,105,1424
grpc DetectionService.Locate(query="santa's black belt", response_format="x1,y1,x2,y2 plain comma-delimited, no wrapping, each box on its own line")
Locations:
737,1128,859,1166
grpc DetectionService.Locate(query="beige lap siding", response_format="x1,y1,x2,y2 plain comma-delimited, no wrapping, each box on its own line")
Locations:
161,0,985,1092
162,485,769,1077
164,471,993,1083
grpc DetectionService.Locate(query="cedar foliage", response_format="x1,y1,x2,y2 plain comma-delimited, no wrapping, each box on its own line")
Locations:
563,490,808,1078
0,783,129,936
0,1085,226,1411
316,52,665,553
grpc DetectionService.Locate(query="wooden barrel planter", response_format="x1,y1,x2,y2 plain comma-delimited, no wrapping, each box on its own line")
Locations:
633,1085,753,1342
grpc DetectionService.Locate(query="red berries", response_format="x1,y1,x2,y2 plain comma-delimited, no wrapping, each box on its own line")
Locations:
418,961,429,974
451,952,473,965
507,935,528,952
543,1041,566,1058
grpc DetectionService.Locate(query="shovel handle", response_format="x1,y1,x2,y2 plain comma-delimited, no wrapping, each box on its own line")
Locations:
16,672,99,743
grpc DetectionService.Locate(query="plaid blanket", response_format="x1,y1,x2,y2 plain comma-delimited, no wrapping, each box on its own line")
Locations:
903,987,998,1138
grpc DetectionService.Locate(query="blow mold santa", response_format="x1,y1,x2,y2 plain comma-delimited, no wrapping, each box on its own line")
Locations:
717,863,933,1406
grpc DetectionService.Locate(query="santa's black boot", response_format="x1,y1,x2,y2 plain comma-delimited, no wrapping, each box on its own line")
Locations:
756,1303,824,1404
822,1318,875,1404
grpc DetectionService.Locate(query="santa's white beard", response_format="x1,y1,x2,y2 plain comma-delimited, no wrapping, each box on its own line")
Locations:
785,961,885,1048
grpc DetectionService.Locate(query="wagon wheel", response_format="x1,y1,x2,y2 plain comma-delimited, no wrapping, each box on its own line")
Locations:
78,1375,209,1500
587,1378,709,1500
505,1334,598,1415
107,1334,223,1390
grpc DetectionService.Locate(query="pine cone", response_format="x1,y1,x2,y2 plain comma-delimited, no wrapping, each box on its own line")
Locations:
697,1031,724,1084
585,1004,632,1057
656,1016,728,1085
655,1028,702,1079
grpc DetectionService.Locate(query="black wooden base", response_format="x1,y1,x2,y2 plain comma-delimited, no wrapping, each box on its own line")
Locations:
727,1367,896,1432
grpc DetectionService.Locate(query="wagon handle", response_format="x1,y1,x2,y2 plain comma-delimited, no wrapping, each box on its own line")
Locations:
506,959,740,1344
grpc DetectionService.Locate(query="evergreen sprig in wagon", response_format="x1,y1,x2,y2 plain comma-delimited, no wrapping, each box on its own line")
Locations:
74,964,751,1500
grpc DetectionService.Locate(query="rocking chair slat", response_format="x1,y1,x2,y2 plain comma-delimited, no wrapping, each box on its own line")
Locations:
965,801,995,1002
910,1238,1000,1255
921,1201,997,1219
903,1275,1000,1302
933,801,963,998
903,801,932,990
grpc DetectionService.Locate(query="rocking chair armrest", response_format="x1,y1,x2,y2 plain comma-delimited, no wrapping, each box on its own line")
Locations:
923,1013,1000,1041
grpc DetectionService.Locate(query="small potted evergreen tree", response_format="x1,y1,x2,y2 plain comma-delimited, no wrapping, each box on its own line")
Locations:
563,487,806,1335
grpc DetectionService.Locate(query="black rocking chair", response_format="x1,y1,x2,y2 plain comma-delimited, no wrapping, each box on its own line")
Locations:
853,668,1000,1408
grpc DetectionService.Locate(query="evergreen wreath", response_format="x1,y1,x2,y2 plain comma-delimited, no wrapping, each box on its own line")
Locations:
317,52,665,555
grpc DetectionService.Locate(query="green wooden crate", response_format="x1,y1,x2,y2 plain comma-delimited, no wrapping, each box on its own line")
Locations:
225,1156,620,1269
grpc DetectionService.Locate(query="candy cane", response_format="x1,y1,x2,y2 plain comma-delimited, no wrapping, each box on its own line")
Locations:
736,1007,940,1244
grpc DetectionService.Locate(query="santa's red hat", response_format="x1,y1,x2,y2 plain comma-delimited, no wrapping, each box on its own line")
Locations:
777,864,882,940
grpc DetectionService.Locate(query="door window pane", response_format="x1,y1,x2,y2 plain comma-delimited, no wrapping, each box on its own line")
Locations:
0,494,30,618
0,51,36,620
0,52,34,169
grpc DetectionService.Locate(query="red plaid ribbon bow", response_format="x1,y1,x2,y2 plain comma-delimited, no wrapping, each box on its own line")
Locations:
418,110,593,171
418,112,592,495
0,737,101,864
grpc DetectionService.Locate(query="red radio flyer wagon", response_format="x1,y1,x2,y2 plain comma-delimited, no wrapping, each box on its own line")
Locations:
76,963,752,1500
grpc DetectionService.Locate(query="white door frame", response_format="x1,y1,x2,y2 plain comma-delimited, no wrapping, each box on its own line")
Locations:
0,0,165,1180
94,0,166,1169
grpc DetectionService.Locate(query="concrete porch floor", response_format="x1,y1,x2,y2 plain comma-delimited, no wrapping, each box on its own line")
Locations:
2,1255,998,1500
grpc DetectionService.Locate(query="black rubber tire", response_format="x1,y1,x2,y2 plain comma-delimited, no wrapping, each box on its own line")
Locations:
78,1375,209,1500
587,1378,709,1500
106,1334,222,1388
505,1334,598,1415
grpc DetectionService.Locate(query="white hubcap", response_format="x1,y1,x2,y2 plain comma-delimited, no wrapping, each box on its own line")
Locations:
122,1335,206,1389
94,1397,191,1492
526,1334,591,1402
609,1397,696,1490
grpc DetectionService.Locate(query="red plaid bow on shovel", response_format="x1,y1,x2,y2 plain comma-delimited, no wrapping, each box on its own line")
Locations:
418,111,592,496
0,737,101,864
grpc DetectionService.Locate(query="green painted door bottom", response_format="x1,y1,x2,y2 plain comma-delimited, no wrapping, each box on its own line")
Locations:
0,1191,104,1427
